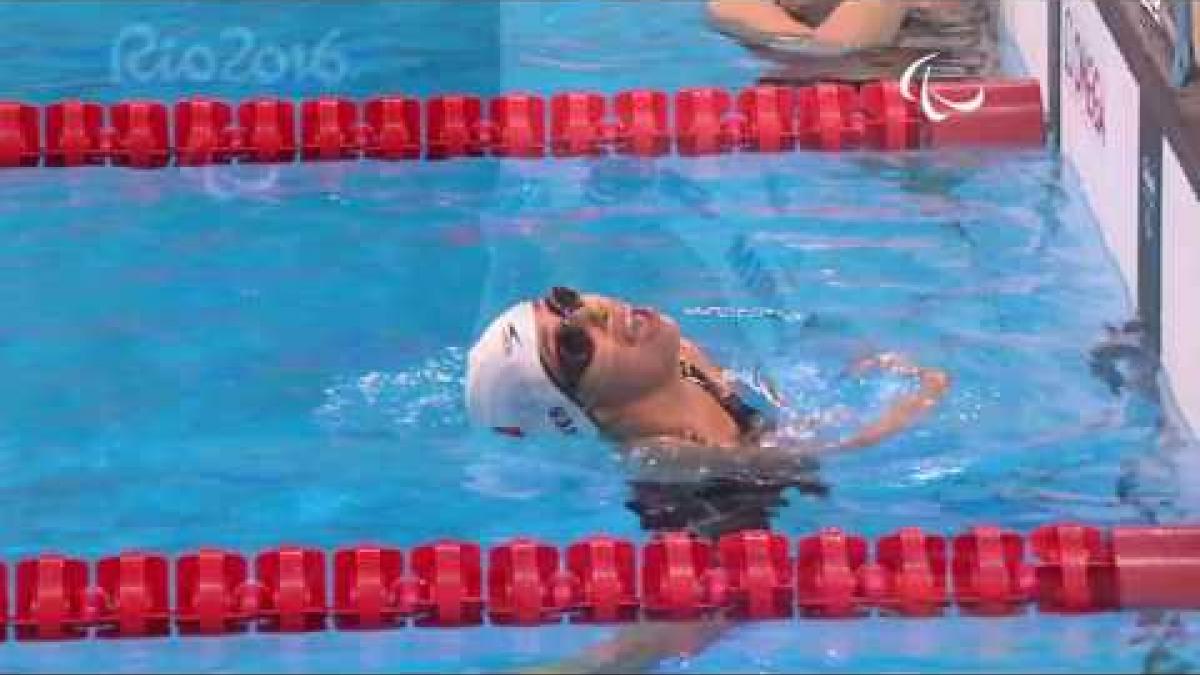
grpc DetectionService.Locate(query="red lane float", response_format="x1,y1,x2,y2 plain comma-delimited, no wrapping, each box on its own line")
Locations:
0,102,40,167
488,538,570,625
551,92,607,157
1031,524,1116,613
565,536,638,623
45,101,106,167
109,101,170,169
256,547,327,632
175,98,235,166
14,555,90,640
175,549,254,635
301,97,361,161
797,83,865,151
796,528,871,617
426,96,484,160
408,540,484,627
94,553,171,638
614,90,670,157
737,86,797,153
363,96,422,160
4,522,1194,642
333,546,405,629
237,98,297,163
1,562,7,640
642,531,725,620
953,527,1036,616
489,94,546,158
871,528,948,616
675,87,735,156
718,530,793,620
860,81,921,151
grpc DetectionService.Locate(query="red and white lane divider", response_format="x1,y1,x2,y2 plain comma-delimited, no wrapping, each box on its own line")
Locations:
0,80,1044,170
1,524,1197,641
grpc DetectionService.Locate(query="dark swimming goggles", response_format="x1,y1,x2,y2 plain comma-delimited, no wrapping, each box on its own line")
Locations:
543,285,771,439
543,286,595,395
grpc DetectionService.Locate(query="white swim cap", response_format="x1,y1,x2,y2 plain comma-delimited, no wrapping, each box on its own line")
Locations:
465,301,597,437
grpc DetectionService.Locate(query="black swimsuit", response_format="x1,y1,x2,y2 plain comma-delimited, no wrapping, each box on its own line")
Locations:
677,359,771,441
624,361,828,539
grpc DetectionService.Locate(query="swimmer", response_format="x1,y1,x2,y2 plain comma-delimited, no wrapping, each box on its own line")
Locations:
467,287,948,479
707,0,918,55
707,0,998,84
467,287,949,673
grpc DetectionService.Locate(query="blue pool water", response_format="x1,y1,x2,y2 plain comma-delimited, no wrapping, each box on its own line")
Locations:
1,1,1197,673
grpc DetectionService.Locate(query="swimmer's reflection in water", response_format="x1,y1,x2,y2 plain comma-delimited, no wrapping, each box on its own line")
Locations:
465,287,949,673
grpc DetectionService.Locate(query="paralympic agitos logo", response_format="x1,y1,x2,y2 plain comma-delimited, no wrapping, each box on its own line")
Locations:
899,52,987,122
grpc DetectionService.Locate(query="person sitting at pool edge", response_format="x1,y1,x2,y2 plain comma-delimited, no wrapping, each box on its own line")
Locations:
709,0,914,53
708,0,998,83
466,287,949,673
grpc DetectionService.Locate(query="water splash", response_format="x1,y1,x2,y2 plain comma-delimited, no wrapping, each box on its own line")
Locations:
313,347,467,436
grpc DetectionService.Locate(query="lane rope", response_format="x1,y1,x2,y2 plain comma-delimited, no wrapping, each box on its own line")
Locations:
2,523,1196,640
0,80,1045,170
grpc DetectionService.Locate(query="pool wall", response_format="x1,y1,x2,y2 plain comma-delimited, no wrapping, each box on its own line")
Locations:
1000,0,1200,438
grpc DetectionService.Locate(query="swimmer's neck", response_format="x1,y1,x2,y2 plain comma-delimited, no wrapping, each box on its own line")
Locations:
590,373,741,448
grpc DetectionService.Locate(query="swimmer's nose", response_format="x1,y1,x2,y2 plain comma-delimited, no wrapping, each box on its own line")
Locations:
574,299,612,329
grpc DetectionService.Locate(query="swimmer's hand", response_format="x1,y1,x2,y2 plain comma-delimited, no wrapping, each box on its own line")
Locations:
830,352,950,452
847,351,924,377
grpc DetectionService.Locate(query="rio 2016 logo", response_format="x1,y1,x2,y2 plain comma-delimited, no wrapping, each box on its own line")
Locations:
1063,7,1106,141
899,52,987,122
110,24,348,85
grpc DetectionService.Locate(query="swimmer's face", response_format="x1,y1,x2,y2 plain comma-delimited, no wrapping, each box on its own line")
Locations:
535,288,681,409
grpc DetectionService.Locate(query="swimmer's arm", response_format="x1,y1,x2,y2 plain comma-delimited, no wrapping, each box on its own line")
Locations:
814,0,910,49
519,619,728,675
624,435,820,485
830,352,950,452
707,0,816,40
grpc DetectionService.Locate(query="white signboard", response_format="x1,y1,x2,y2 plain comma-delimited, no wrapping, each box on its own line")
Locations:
1060,0,1141,295
999,0,1050,97
1161,140,1200,435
